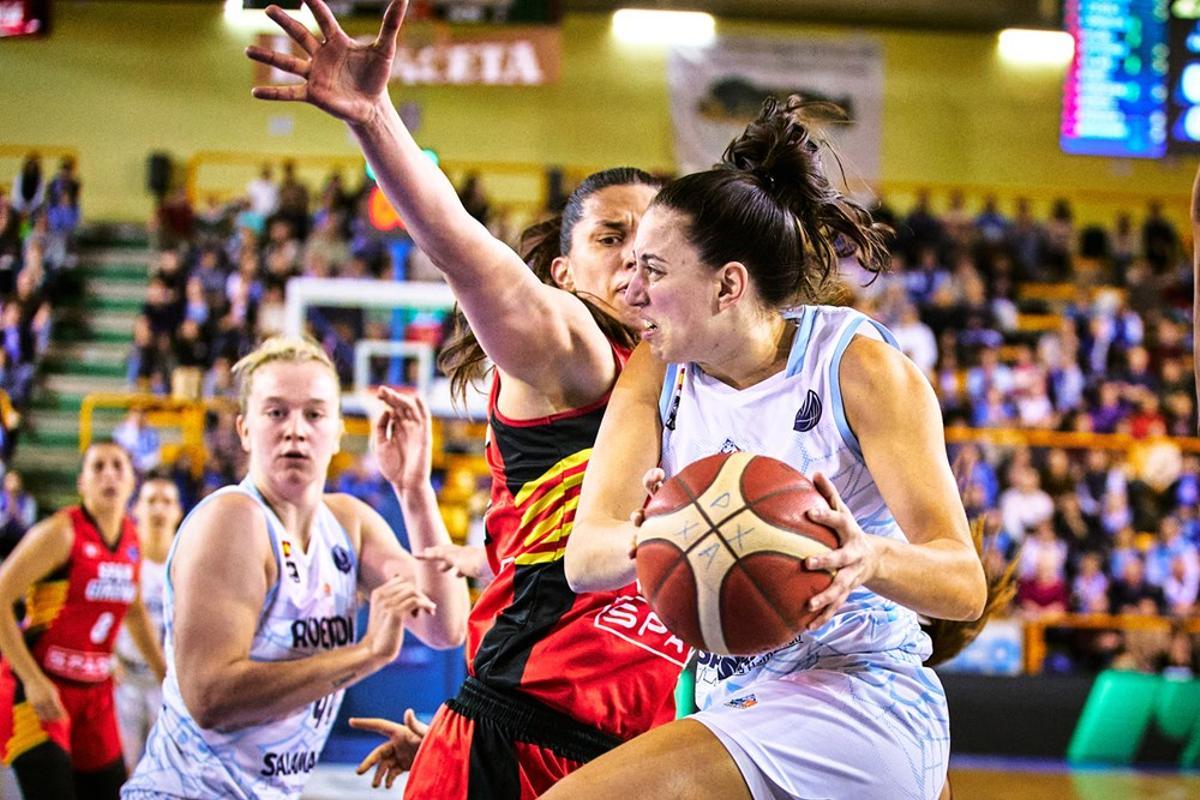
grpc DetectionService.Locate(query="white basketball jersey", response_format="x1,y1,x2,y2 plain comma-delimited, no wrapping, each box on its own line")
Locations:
658,305,933,711
123,478,359,800
114,556,166,673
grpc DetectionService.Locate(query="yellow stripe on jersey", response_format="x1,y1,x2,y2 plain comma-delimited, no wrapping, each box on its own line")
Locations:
24,581,69,631
513,546,568,566
522,496,581,550
512,449,592,509
3,702,49,764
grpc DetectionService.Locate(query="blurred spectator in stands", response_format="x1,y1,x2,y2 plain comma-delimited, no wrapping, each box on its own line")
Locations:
933,341,967,418
151,248,186,298
966,345,1014,407
1169,454,1200,511
264,218,301,277
1071,551,1110,613
0,471,35,559
1162,555,1199,616
183,277,210,327
1100,488,1134,537
275,159,311,239
1000,466,1054,552
1088,381,1127,434
1109,526,1140,581
1145,515,1199,586
891,303,937,377
318,169,355,232
1108,556,1165,615
142,277,181,342
193,246,228,302
974,194,1010,247
1042,198,1075,279
304,213,350,274
1019,520,1068,580
201,356,237,401
154,187,195,249
113,407,161,474
1040,448,1076,497
168,451,201,513
1017,550,1070,617
1141,200,1179,274
9,152,44,218
0,193,19,292
1010,197,1043,280
905,246,949,309
1154,626,1197,678
255,282,287,339
1128,421,1181,526
1055,493,1106,559
172,319,209,399
246,162,279,221
898,188,943,263
1109,212,1136,274
127,315,168,393
458,172,491,226
955,442,1000,510
204,409,246,480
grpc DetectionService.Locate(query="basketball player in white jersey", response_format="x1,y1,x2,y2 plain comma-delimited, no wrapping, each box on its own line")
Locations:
551,98,987,800
122,337,469,799
114,476,182,769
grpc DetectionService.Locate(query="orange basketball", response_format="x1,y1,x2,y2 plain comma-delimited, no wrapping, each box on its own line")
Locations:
635,452,839,656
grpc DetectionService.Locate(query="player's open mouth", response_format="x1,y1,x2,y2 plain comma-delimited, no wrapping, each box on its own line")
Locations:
280,452,310,461
641,320,658,339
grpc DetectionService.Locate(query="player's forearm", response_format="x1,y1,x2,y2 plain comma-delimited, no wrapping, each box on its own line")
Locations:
126,604,166,681
867,537,987,621
0,609,48,687
183,642,385,731
349,99,495,275
396,484,469,648
564,515,637,593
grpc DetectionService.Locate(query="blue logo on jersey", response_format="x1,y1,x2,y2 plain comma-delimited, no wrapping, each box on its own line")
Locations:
331,545,353,574
719,438,742,453
793,390,823,433
126,545,139,561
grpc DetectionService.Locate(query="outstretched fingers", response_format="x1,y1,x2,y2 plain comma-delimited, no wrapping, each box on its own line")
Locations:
302,0,342,41
245,44,310,78
250,85,309,103
264,4,321,54
377,0,410,50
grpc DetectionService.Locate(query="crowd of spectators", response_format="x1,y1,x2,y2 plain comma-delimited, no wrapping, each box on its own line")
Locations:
846,189,1198,674
0,151,79,548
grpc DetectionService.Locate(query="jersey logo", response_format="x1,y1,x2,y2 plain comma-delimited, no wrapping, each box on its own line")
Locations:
726,694,758,709
331,545,353,574
793,389,823,433
719,438,742,453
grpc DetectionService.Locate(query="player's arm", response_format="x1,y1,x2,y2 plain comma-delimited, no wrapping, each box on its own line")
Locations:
804,337,986,624
247,0,615,402
123,594,166,683
566,343,668,592
352,386,469,648
1191,161,1200,429
0,513,73,721
173,494,432,731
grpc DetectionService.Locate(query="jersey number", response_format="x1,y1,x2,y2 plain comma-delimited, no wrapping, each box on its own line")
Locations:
90,612,115,645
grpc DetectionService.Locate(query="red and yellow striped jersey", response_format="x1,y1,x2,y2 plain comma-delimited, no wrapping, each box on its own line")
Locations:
23,506,140,683
468,345,688,742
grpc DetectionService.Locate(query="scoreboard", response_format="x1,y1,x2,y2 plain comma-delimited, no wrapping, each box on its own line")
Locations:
1061,0,1200,157
1060,0,1169,158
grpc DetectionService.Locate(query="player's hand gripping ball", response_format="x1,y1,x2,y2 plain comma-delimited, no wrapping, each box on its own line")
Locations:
635,452,839,655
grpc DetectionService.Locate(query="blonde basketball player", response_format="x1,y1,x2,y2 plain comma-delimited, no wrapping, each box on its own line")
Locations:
122,337,469,799
552,99,987,800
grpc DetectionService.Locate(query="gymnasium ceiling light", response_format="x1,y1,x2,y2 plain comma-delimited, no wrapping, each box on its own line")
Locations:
612,8,716,46
997,28,1075,67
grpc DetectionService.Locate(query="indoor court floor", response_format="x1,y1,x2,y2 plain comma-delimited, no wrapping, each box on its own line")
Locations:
300,757,1200,799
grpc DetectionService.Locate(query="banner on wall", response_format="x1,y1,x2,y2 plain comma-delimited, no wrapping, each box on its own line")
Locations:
667,36,883,191
255,26,559,87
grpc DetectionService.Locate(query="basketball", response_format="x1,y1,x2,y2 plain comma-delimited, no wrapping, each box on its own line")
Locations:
635,452,839,656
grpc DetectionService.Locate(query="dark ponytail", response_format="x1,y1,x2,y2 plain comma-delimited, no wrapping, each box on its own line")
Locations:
438,167,661,406
652,95,890,307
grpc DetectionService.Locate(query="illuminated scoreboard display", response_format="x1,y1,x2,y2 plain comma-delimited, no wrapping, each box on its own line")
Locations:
1167,1,1200,151
1061,0,1169,158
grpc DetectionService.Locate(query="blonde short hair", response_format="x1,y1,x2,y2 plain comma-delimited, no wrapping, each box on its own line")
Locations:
232,336,339,414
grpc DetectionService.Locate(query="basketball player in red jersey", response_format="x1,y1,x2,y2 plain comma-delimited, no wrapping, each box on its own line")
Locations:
248,2,685,796
0,441,166,799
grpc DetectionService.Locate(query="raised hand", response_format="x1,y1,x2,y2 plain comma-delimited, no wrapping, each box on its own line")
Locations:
350,708,429,789
361,577,436,666
245,0,408,126
373,386,432,492
801,472,881,631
